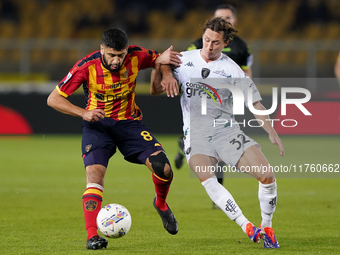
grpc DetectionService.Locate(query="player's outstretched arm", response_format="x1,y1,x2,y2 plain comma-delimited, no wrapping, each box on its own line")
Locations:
47,88,105,122
252,101,285,156
156,45,182,67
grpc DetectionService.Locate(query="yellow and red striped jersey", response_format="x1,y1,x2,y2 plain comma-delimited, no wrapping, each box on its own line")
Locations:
56,45,159,121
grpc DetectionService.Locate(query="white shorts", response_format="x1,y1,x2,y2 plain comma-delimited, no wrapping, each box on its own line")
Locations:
183,126,260,167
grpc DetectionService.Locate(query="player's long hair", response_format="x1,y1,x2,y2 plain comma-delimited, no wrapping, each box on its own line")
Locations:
203,17,238,42
102,28,128,50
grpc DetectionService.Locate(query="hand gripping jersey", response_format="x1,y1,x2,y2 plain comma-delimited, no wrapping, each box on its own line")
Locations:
57,45,159,121
172,49,261,135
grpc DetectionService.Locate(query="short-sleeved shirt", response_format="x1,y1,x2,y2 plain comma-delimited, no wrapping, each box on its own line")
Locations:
173,50,261,163
172,49,261,135
56,45,159,121
187,36,252,71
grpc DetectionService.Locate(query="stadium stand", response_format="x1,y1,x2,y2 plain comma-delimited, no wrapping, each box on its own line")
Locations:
2,0,339,41
0,0,339,79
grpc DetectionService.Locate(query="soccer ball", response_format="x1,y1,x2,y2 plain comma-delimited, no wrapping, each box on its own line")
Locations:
96,203,132,238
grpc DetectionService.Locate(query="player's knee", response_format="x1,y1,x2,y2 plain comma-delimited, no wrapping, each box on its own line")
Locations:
258,177,275,184
257,167,275,184
163,163,172,179
149,151,172,179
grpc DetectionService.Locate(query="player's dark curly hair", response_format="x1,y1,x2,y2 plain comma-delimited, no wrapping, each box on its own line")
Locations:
102,28,128,50
203,17,238,42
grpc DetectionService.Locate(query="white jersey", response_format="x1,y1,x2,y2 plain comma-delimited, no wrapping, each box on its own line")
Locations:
172,49,262,136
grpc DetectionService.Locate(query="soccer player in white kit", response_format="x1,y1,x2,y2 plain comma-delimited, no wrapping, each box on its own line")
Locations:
150,17,284,249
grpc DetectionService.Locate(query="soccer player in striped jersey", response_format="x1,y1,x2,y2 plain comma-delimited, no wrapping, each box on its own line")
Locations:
47,28,182,250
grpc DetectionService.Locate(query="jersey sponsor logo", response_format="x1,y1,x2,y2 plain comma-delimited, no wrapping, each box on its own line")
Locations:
184,61,194,67
201,68,210,79
98,74,109,78
213,70,232,78
101,81,122,90
94,88,132,102
185,82,222,106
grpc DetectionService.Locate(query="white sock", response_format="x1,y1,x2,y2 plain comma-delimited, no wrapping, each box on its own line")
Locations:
258,180,277,228
86,183,104,191
235,215,250,234
202,176,250,233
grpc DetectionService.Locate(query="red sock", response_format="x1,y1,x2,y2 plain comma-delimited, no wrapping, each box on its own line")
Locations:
82,186,103,240
152,172,173,211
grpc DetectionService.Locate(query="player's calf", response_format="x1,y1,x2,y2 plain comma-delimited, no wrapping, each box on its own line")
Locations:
150,151,173,211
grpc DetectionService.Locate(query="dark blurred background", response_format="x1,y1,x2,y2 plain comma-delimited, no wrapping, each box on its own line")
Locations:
1,0,340,80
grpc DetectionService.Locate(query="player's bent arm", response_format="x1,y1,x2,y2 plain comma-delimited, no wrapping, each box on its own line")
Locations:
252,101,285,156
150,64,164,95
151,45,181,96
47,88,105,122
150,65,178,97
47,89,84,117
160,65,178,98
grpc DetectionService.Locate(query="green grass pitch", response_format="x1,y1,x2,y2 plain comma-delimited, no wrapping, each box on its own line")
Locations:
1,135,339,254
